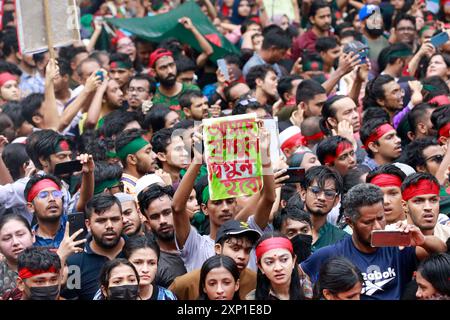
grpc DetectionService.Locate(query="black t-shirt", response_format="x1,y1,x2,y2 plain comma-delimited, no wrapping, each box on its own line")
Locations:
155,251,187,288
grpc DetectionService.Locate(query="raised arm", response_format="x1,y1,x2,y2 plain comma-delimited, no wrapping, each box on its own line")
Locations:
41,59,61,131
179,17,214,68
0,136,13,185
75,154,95,213
85,73,108,130
172,126,204,248
322,52,359,95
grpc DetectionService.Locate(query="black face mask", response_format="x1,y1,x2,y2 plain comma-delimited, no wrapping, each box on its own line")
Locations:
290,233,312,263
365,24,384,38
107,284,139,300
29,285,60,300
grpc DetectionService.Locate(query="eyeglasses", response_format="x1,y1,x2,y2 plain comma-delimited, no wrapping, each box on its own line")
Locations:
397,27,415,32
36,190,63,200
308,186,337,200
128,87,147,93
107,182,124,193
425,154,444,163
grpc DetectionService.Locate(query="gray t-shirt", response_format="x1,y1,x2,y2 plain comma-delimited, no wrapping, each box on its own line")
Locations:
242,53,284,79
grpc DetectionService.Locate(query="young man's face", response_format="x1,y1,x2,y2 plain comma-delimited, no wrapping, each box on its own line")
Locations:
301,93,327,118
136,42,152,66
373,129,402,161
134,143,156,176
420,145,444,177
86,203,123,249
301,179,340,217
380,81,404,111
121,200,143,236
185,96,209,121
259,71,278,99
321,46,341,67
215,237,253,272
176,70,196,84
109,67,132,89
154,56,177,88
333,148,357,177
144,195,175,242
280,218,312,239
163,136,190,169
45,151,73,174
106,80,124,108
311,7,332,32
202,198,237,229
349,202,386,248
332,97,361,132
127,79,151,108
405,194,439,232
395,19,416,45
18,272,61,300
379,186,404,224
28,187,63,224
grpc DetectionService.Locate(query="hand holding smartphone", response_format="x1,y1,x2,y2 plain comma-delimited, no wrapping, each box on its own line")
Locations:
429,32,449,48
54,160,83,176
278,167,305,184
217,59,230,82
371,230,412,247
68,213,88,249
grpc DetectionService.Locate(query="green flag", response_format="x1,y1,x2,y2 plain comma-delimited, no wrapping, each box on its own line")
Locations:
106,1,240,61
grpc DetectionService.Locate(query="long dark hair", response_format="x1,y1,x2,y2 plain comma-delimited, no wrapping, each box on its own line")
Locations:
255,232,304,300
198,255,240,300
417,253,450,297
99,258,140,299
314,256,363,299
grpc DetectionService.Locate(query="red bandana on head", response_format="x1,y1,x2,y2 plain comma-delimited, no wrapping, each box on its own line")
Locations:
438,122,450,144
362,123,395,149
255,237,293,261
26,179,61,202
148,48,173,68
18,266,59,279
370,174,403,188
402,179,440,201
323,141,353,165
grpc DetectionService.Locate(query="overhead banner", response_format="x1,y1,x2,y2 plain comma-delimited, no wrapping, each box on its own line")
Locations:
15,0,80,54
203,114,263,201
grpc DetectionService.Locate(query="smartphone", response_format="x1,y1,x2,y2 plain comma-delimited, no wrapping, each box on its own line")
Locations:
430,32,449,48
280,167,305,184
95,70,104,82
68,213,87,249
217,59,230,81
54,160,83,176
371,230,412,247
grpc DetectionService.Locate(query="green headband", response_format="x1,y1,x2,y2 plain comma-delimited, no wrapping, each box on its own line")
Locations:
389,49,413,58
109,60,133,70
106,150,118,159
423,84,437,92
94,178,120,194
202,186,210,204
116,137,149,160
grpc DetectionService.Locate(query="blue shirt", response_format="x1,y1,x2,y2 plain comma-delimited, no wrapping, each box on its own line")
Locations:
301,236,418,300
61,236,126,300
242,53,284,79
32,215,67,248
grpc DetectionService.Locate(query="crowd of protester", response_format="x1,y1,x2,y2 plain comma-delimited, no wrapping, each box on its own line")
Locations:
0,0,449,301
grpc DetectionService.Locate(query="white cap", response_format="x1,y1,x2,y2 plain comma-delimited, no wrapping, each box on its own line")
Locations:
279,126,303,152
393,162,416,177
11,137,27,144
135,174,165,196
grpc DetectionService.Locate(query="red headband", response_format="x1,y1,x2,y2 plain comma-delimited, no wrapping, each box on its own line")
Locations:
370,174,403,188
402,179,440,201
363,123,395,149
27,179,60,202
438,123,450,144
281,133,306,151
303,131,325,143
0,72,17,87
256,237,293,261
111,30,128,47
149,49,173,68
323,141,353,165
18,266,59,280
428,95,450,107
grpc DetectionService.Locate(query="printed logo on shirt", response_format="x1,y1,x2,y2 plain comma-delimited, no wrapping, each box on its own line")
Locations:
361,265,396,296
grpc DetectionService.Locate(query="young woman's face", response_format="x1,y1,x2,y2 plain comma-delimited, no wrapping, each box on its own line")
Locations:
323,281,362,300
259,248,295,287
107,264,139,289
128,248,158,286
186,189,200,219
237,0,251,17
426,55,449,79
0,80,20,101
164,111,180,128
415,271,438,300
203,266,239,300
0,220,34,263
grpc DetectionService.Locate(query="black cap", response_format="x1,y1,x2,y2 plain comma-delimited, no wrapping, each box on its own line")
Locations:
215,220,262,244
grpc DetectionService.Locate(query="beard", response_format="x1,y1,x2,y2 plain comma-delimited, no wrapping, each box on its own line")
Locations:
306,202,330,217
158,74,177,88
365,25,384,37
92,231,121,249
155,229,175,242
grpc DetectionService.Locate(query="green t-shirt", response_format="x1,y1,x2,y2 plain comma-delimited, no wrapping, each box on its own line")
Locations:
311,222,349,252
152,82,200,108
